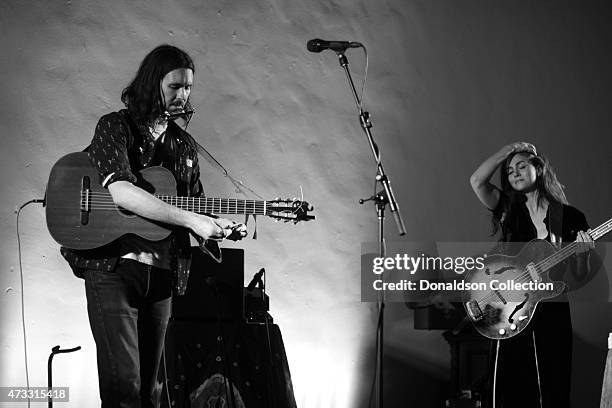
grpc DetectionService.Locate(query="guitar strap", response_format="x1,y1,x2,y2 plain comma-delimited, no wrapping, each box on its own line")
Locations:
80,112,262,245
191,137,262,239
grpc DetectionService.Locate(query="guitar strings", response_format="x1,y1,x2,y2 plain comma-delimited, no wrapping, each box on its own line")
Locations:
78,191,302,215
474,220,610,307
82,192,269,206
475,245,585,306
475,241,581,306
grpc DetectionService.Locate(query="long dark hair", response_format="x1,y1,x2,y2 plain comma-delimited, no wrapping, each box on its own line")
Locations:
492,150,568,236
121,44,194,123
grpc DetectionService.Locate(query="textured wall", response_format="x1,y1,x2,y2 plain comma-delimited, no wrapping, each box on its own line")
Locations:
1,1,611,407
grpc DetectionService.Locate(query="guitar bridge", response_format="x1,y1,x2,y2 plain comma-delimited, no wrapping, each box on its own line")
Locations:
80,176,90,225
465,300,483,321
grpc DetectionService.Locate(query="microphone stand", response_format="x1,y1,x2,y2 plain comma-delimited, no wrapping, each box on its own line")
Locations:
336,50,406,408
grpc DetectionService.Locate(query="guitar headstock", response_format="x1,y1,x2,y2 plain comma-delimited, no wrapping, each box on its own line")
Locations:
267,199,315,223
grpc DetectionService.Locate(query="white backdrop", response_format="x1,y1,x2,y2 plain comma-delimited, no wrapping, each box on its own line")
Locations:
1,1,612,407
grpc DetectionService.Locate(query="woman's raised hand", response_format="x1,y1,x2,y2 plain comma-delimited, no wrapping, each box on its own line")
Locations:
503,142,537,157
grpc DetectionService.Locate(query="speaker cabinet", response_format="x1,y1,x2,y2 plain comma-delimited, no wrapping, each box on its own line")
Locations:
172,247,244,321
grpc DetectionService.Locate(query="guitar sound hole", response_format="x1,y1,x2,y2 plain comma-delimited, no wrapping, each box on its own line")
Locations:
508,293,530,323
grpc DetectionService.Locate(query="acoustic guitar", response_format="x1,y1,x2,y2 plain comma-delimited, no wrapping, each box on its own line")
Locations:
45,152,314,251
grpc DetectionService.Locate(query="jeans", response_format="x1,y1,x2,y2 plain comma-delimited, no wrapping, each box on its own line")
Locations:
84,259,172,408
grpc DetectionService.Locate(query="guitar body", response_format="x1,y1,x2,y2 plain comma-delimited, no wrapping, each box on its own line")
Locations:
46,152,176,249
463,240,566,340
46,152,314,251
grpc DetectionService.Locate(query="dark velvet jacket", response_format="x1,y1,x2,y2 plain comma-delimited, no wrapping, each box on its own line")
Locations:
493,192,590,284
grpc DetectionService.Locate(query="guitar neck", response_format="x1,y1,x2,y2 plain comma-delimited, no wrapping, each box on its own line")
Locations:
156,195,268,215
537,218,612,273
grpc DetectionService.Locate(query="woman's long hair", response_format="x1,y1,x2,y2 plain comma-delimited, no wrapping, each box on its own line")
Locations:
121,44,194,124
492,150,568,236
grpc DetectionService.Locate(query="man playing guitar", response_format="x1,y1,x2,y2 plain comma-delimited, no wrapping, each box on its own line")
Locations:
61,45,247,408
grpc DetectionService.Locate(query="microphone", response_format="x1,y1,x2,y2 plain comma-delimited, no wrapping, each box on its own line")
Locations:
247,268,265,291
163,109,194,121
307,38,361,53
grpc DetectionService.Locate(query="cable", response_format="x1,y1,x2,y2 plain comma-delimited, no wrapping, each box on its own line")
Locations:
162,346,172,408
492,340,500,408
367,302,382,408
15,198,45,408
532,332,543,408
259,270,279,408
193,139,264,201
175,106,263,202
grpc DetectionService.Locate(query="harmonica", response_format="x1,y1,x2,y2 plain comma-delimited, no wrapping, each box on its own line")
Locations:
163,109,194,121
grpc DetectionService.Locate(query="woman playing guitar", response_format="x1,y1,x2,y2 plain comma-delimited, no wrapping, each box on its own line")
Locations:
470,142,594,408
